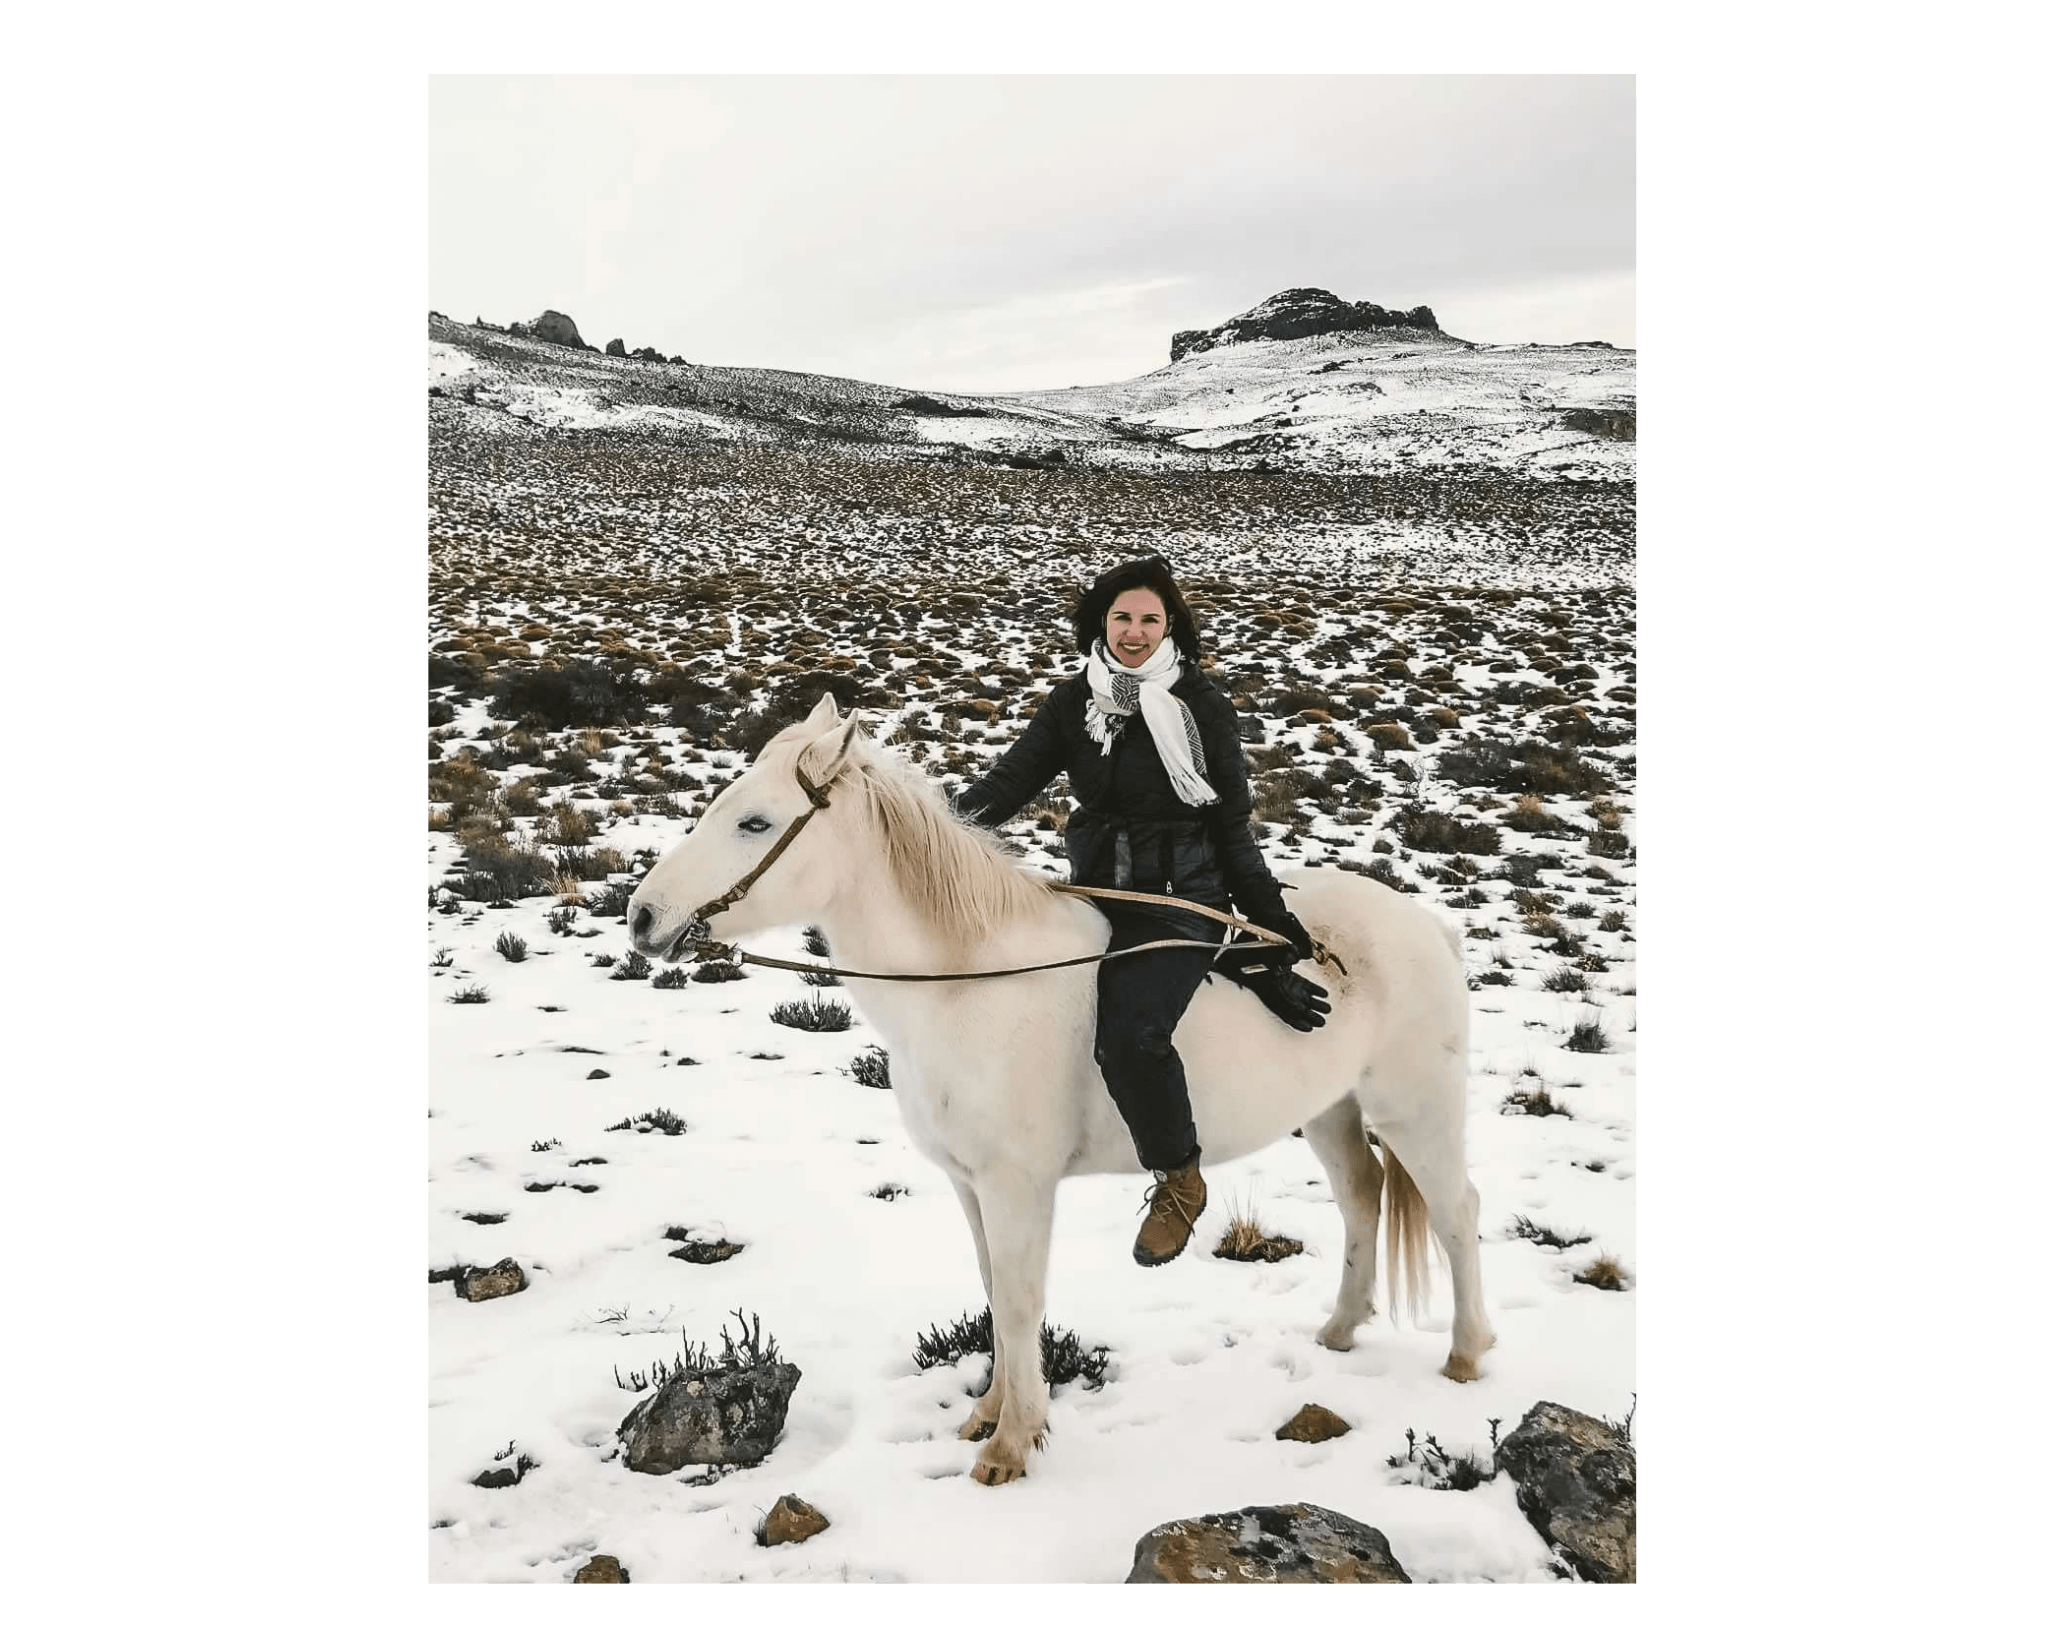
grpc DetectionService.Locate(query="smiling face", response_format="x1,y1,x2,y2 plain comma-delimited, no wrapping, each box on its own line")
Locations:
1105,587,1170,667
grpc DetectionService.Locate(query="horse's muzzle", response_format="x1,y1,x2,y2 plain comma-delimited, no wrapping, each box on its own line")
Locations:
666,918,709,962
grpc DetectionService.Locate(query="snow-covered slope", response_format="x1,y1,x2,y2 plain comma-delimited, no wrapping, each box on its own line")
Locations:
428,314,1634,480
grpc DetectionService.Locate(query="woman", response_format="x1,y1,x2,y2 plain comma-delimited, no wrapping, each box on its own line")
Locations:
955,555,1330,1267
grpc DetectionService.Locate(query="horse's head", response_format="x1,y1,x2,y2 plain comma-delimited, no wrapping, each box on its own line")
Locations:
627,694,866,962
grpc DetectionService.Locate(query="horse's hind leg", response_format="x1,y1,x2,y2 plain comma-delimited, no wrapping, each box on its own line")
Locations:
1374,1109,1496,1382
966,1164,1058,1487
1301,1095,1384,1351
947,1175,1005,1440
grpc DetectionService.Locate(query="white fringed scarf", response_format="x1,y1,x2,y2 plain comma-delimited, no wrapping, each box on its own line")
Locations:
1082,636,1219,807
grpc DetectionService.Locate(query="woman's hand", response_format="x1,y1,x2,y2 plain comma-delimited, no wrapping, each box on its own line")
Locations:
1241,964,1332,1031
1260,906,1318,964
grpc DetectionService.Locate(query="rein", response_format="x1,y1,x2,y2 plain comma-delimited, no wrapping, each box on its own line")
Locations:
675,749,1347,984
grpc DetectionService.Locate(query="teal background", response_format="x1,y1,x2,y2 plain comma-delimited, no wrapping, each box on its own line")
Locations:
24,0,2007,1622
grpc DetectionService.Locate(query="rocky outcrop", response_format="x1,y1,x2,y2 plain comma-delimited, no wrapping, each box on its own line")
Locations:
1171,287,1439,362
606,338,627,357
1127,1503,1410,1583
1494,1401,1636,1583
571,1554,629,1582
1560,406,1636,441
528,309,591,349
894,393,989,417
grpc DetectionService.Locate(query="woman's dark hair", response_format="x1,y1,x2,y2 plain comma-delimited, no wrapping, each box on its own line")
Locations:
1069,555,1203,660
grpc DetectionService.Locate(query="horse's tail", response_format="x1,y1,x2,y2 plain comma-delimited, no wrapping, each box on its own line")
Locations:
1381,1142,1433,1325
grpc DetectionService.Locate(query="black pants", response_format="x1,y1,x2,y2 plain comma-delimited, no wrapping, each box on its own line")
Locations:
1093,907,1223,1173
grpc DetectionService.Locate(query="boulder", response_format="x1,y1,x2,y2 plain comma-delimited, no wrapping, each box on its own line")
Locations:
758,1493,830,1546
1170,287,1440,363
1274,1403,1351,1444
631,346,665,362
616,1358,801,1474
571,1553,629,1583
1493,1401,1636,1583
454,1258,527,1302
606,338,627,357
1127,1503,1409,1583
528,309,589,349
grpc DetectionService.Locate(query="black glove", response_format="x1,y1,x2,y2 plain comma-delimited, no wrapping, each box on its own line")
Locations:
1239,963,1332,1032
1254,904,1317,964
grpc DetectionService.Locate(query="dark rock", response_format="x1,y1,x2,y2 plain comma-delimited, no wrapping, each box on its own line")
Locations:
586,1068,610,1079
894,393,990,418
1494,1401,1636,1583
1560,406,1635,441
571,1553,629,1583
1170,287,1440,363
631,346,665,362
669,1239,744,1264
616,1358,801,1474
1127,1503,1409,1583
528,309,588,349
758,1493,830,1546
1274,1403,1351,1443
606,338,627,357
454,1258,527,1302
507,321,530,338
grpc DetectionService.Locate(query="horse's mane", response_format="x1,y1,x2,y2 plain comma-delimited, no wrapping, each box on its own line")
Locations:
766,725,1059,945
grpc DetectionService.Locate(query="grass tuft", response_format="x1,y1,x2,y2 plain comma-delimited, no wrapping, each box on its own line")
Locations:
770,993,853,1031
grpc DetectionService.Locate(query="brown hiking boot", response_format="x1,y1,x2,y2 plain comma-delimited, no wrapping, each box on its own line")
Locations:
1133,1152,1207,1267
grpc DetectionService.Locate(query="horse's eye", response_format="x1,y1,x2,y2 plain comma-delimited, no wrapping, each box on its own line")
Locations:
738,814,773,835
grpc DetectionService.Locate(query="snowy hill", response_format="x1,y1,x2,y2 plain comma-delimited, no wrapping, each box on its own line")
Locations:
428,304,1633,481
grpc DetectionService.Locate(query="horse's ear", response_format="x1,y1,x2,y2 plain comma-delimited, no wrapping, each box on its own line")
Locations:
803,693,840,729
802,709,863,784
827,712,861,769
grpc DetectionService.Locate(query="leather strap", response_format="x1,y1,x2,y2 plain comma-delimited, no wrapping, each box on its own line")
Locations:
673,743,1348,984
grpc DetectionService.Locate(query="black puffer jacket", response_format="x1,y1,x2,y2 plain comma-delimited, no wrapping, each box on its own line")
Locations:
956,665,1290,940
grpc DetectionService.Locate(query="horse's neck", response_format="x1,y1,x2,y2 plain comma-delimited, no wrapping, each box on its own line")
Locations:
817,851,1092,1009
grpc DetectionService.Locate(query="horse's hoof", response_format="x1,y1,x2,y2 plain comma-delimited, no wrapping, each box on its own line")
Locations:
1442,1354,1483,1383
1316,1323,1357,1352
958,1416,997,1442
971,1450,1027,1487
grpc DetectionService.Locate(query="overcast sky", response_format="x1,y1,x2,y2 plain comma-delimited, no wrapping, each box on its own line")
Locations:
431,75,1633,393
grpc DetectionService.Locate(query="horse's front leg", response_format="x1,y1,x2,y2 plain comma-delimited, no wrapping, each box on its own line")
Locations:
967,1163,1058,1487
948,1174,1004,1441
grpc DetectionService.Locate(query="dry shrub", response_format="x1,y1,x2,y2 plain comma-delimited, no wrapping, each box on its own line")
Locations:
549,801,598,845
1502,1081,1572,1119
1213,1197,1304,1263
1574,1252,1631,1291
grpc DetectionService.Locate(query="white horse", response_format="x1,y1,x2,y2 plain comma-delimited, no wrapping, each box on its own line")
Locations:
627,695,1493,1487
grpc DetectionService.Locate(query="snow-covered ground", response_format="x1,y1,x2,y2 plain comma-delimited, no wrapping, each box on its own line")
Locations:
428,320,1635,1582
